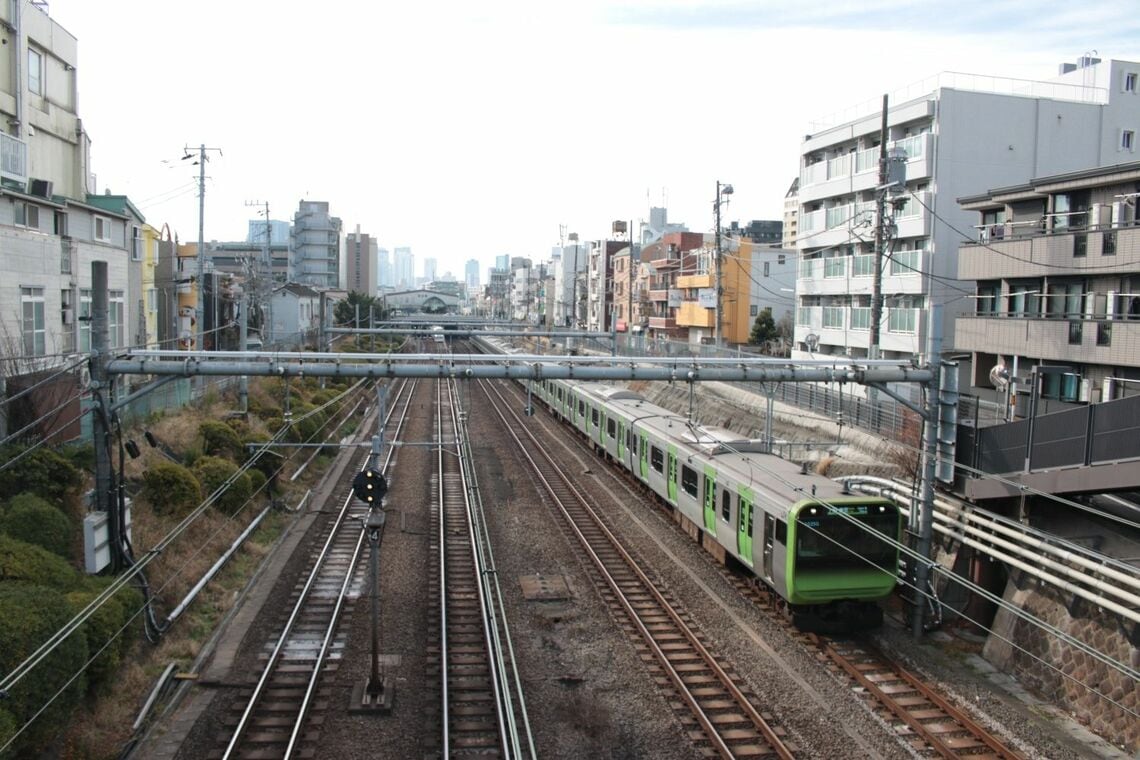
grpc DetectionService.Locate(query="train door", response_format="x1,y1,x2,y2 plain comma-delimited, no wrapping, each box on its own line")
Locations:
617,420,625,459
599,409,606,446
702,467,717,534
666,446,678,503
639,432,649,480
763,513,775,580
737,489,754,566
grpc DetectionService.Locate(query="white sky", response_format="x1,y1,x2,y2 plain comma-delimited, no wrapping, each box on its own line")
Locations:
44,1,1140,281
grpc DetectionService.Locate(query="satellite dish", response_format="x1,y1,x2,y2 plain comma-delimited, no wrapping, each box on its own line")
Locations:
989,364,1010,391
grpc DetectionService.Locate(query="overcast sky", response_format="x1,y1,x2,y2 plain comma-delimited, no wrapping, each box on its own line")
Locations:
45,1,1140,280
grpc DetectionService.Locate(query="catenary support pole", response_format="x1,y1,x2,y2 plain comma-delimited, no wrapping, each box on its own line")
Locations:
913,304,942,639
239,288,248,413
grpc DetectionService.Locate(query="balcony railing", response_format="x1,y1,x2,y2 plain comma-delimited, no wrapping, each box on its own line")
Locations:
1,132,28,182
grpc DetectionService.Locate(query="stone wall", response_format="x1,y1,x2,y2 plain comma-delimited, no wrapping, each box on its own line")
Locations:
984,574,1138,752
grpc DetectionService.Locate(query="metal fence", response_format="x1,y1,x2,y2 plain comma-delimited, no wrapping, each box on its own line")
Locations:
958,393,1140,476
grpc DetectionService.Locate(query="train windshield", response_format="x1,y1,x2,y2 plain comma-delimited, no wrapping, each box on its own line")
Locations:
795,503,899,570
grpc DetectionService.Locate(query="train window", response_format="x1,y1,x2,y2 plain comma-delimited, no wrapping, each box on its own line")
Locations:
650,446,664,473
681,465,699,497
556,388,562,401
607,418,615,438
578,399,585,416
795,504,899,570
721,491,731,522
591,408,599,426
775,520,787,545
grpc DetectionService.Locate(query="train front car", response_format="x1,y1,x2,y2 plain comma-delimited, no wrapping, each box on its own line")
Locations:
784,495,901,633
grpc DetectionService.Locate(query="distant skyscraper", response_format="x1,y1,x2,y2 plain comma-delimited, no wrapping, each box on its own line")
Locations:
465,259,480,292
247,219,291,245
423,257,438,284
394,247,414,289
495,254,510,271
377,247,392,288
345,225,377,297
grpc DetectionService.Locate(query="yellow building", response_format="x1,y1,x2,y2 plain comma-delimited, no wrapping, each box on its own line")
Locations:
141,223,162,348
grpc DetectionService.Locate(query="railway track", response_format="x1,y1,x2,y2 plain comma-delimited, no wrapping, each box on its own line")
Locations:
489,371,1027,760
426,376,535,758
215,379,415,760
479,378,796,759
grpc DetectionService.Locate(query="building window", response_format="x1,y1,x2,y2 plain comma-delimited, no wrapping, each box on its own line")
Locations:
28,48,43,95
976,284,998,315
94,216,111,243
750,305,758,317
79,289,91,351
131,226,142,261
778,254,786,266
1068,320,1083,345
1103,231,1117,256
1123,130,1136,152
110,290,125,348
15,202,40,229
1097,322,1112,346
21,287,46,356
1125,72,1138,93
147,288,157,312
763,262,770,277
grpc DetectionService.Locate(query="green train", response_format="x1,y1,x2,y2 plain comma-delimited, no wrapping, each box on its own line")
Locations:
529,376,901,632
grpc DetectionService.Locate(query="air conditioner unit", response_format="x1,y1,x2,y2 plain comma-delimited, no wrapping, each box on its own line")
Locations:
1112,200,1134,227
1089,203,1111,229
26,178,53,198
62,307,74,325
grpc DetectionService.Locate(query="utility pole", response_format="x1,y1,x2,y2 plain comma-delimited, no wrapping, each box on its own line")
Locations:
714,181,733,347
239,285,248,413
869,96,889,359
90,261,118,568
914,305,943,639
629,218,635,351
189,144,222,352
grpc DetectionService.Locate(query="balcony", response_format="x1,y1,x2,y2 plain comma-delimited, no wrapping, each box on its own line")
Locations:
677,302,714,327
651,252,682,270
1,132,28,183
957,315,1140,367
677,273,713,289
959,223,1140,281
647,316,676,330
649,288,669,302
799,133,935,203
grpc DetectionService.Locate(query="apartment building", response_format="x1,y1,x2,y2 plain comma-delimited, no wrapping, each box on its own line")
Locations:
643,231,706,341
956,161,1140,414
792,57,1140,388
0,3,140,381
291,200,341,289
586,240,625,333
345,225,377,297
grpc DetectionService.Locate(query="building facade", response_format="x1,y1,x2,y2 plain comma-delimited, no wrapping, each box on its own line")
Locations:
344,225,377,297
956,161,1140,415
792,58,1140,384
465,258,480,294
394,247,414,289
291,200,341,289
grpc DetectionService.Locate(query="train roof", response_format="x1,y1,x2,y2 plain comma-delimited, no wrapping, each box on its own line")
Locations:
578,384,645,403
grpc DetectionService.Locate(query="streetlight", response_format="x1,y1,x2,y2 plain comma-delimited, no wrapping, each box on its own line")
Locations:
714,181,733,347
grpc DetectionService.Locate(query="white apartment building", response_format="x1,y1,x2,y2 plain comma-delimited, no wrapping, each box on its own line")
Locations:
291,200,341,289
792,57,1140,391
0,3,135,372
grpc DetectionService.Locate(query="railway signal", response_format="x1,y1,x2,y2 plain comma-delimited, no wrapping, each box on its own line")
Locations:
352,469,387,505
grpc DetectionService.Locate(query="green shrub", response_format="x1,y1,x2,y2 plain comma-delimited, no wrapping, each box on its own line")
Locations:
200,420,243,459
309,389,338,407
247,469,268,497
0,583,88,757
66,580,142,694
0,493,72,558
290,402,328,444
0,534,80,588
0,445,83,503
58,441,96,473
193,456,253,516
142,461,201,517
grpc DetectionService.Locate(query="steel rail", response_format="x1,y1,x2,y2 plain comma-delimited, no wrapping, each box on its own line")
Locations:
480,378,795,760
436,379,451,756
222,379,415,759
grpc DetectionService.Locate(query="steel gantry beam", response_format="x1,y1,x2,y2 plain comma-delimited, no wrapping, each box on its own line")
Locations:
108,353,933,385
